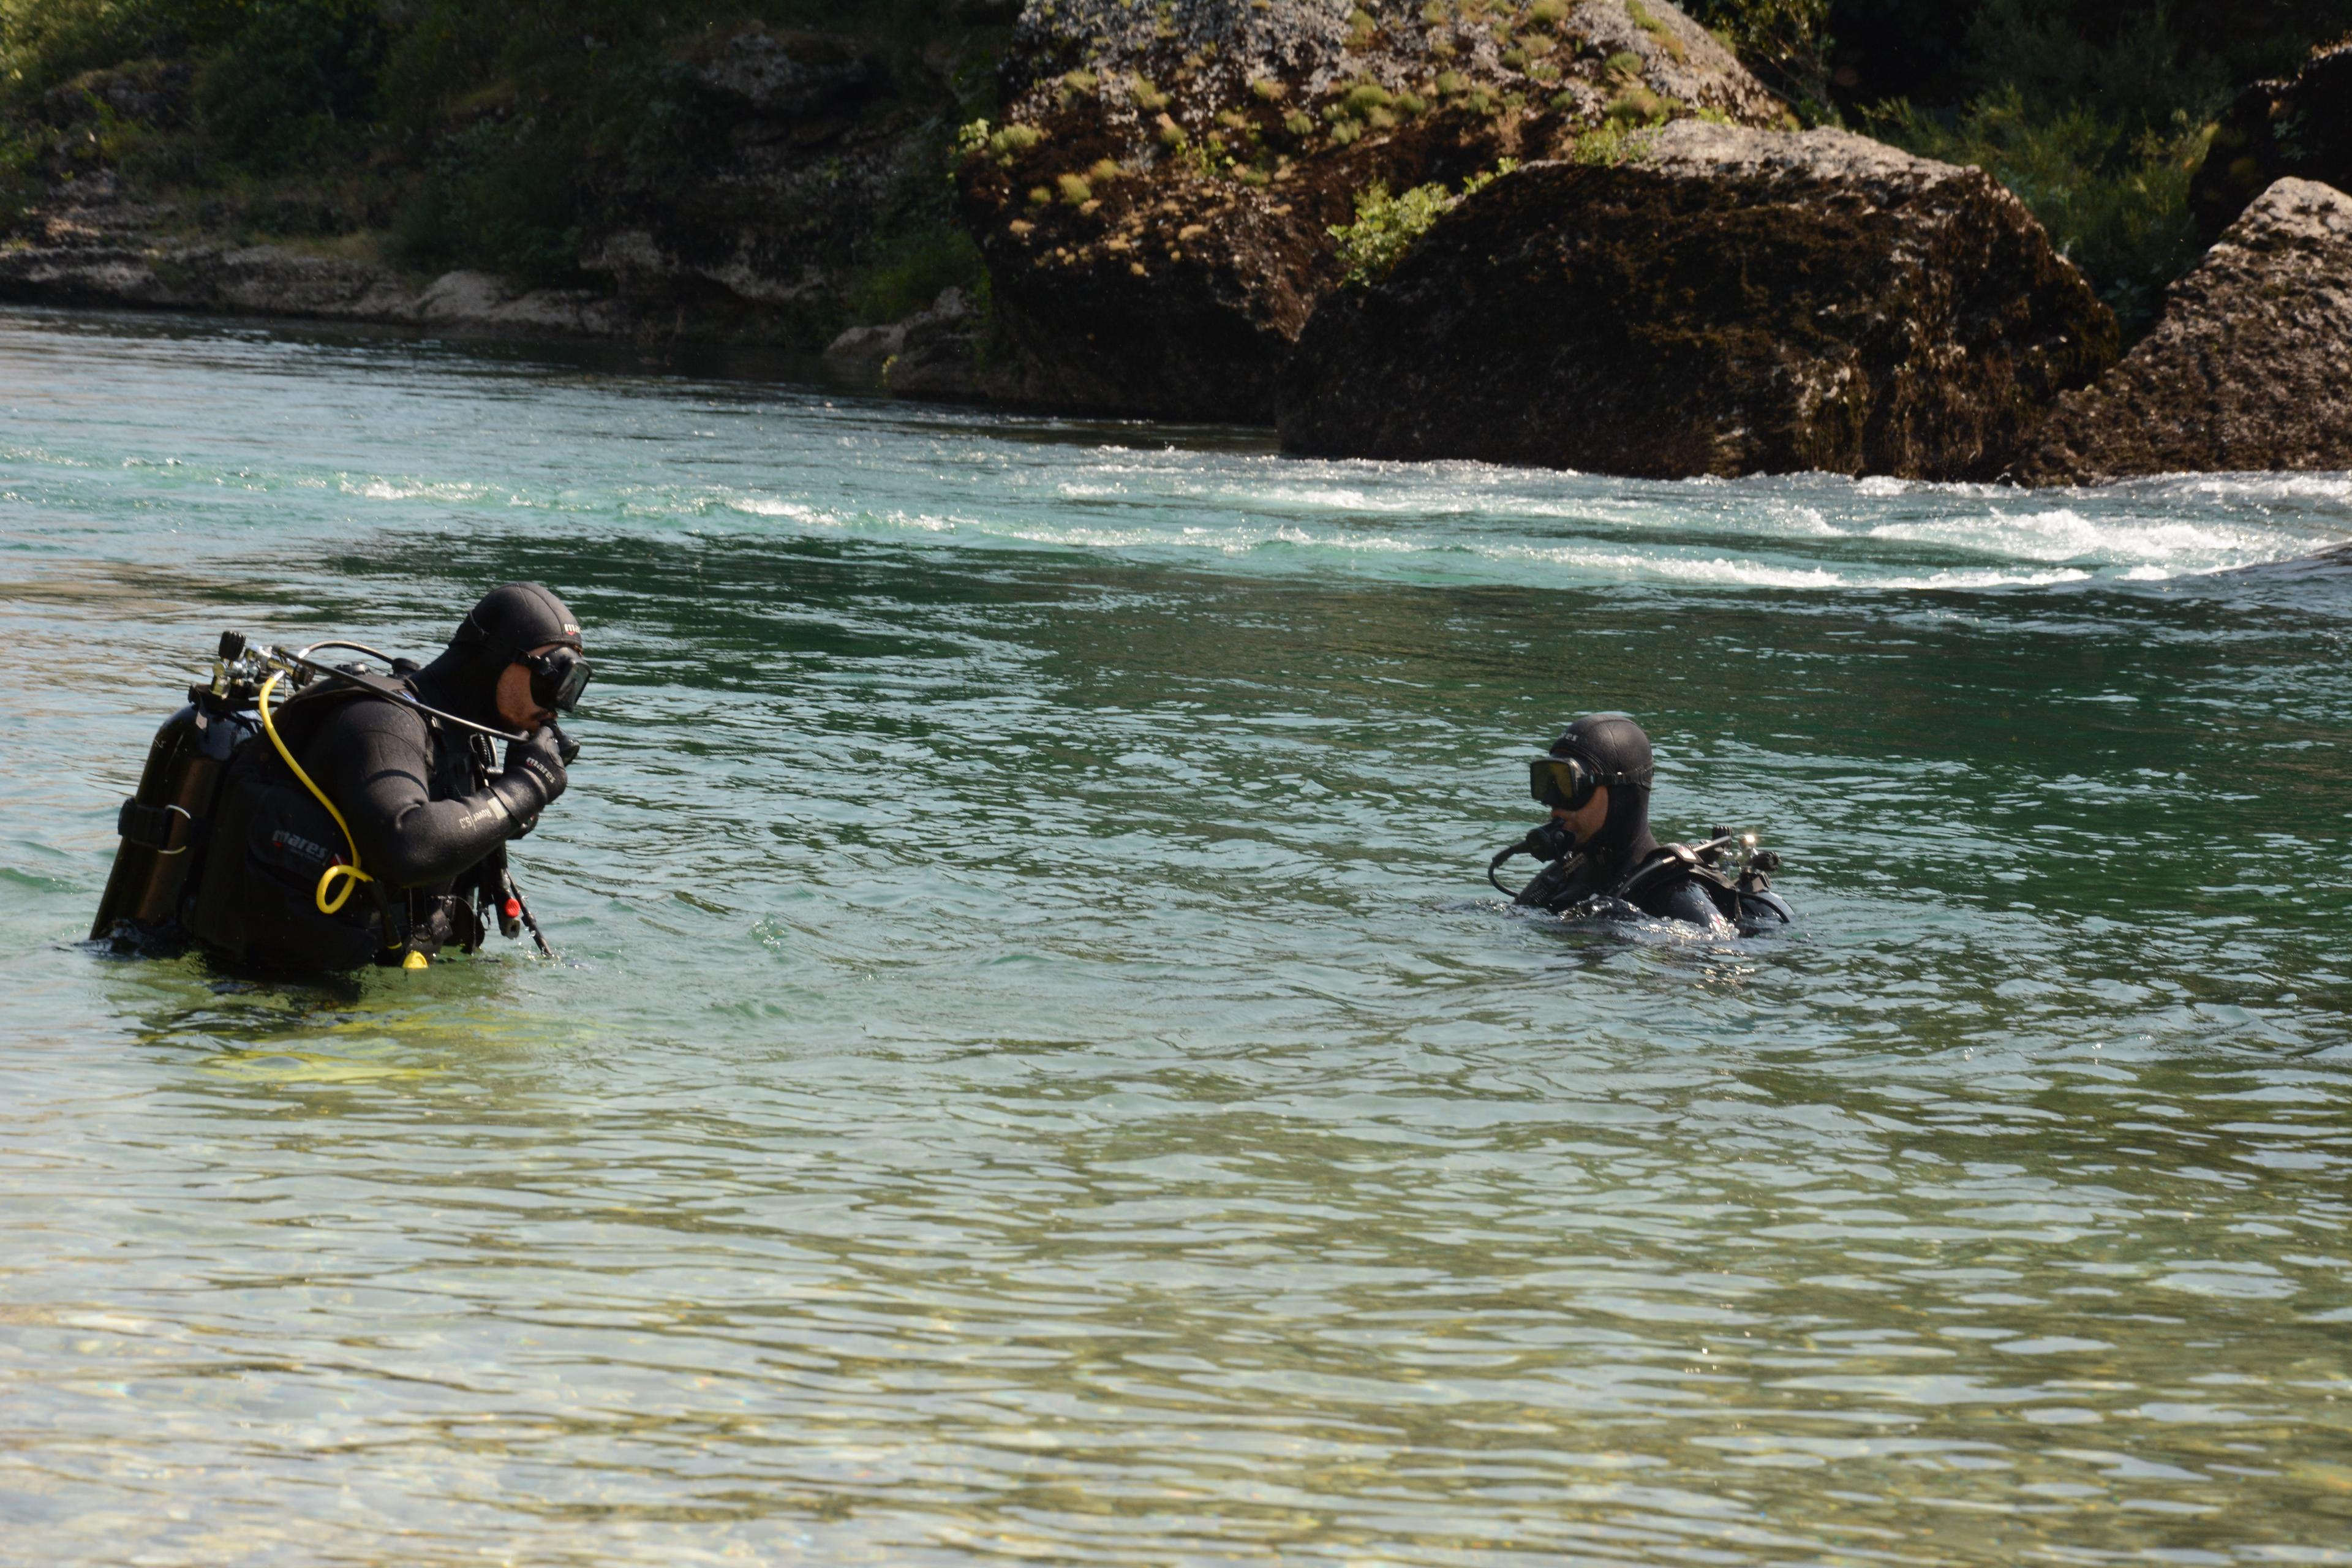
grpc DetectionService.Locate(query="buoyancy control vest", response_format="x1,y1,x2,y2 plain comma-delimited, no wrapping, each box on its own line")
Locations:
184,674,498,970
1497,824,1795,931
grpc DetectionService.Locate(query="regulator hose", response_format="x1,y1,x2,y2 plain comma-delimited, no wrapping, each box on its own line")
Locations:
256,670,378,922
1488,820,1580,897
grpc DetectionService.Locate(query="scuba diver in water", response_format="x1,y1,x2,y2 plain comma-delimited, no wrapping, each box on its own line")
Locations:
1487,712,1792,930
92,583,590,971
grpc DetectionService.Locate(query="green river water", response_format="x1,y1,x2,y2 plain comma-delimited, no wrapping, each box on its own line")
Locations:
2,306,2349,1565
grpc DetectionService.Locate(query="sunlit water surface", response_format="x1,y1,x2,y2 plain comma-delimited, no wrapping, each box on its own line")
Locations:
3,308,2351,1566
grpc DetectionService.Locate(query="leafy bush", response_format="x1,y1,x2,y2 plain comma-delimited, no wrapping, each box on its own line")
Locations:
1330,160,1516,286
1680,0,1833,119
1566,121,1659,164
1868,87,2212,338
845,221,981,323
194,0,382,170
390,118,580,281
0,0,181,108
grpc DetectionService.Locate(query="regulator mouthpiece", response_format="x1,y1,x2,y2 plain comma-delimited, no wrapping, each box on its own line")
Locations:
1488,818,1578,895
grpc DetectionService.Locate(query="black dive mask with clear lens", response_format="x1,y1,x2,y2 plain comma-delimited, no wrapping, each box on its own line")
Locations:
524,647,591,714
1530,755,1598,812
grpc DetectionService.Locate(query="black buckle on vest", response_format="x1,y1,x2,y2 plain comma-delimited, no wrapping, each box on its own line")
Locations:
118,799,195,855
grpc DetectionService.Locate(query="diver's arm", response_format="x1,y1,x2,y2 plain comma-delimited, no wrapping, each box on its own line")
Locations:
308,703,535,888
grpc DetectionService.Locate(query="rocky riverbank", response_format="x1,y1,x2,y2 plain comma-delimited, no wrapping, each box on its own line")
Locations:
1,20,1002,351
1276,122,2116,480
951,0,1790,421
4,2,2347,485
0,175,629,336
2021,178,2352,486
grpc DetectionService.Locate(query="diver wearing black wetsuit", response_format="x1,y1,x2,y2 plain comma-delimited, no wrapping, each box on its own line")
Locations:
1510,713,1732,927
186,584,586,969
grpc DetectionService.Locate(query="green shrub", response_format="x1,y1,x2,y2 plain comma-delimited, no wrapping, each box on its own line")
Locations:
195,0,384,170
845,222,982,324
0,119,42,224
987,123,1045,162
1567,121,1656,163
1678,0,1831,121
389,117,580,281
1605,83,1665,125
1329,160,1518,286
1868,88,2212,339
0,0,184,109
1624,0,1686,60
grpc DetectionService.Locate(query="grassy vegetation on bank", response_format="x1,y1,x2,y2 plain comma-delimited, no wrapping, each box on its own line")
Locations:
1,0,1005,336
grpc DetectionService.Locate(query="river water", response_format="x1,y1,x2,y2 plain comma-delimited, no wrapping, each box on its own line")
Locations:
2,306,2350,1565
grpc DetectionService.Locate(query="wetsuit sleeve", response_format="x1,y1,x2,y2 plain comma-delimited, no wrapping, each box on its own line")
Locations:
304,702,515,889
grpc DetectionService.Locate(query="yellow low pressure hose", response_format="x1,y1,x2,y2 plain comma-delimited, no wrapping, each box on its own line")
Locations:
257,670,376,919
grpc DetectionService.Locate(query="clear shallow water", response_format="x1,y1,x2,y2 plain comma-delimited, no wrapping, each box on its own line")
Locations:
3,306,2351,1566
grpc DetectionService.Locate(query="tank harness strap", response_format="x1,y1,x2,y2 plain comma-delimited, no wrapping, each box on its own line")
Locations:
1610,845,1742,916
115,799,198,856
1608,847,1689,902
255,671,401,948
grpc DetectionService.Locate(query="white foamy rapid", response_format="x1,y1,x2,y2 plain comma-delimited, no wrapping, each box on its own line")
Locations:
4,316,2348,594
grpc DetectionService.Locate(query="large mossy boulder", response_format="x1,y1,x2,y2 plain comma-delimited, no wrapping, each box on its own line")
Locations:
2021,178,2352,486
956,0,1787,421
1275,121,2117,479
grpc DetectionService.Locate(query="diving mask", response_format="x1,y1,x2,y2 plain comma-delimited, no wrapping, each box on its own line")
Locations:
523,646,592,714
1529,754,1600,812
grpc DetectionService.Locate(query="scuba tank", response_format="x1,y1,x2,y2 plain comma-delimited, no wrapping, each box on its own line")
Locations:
90,633,261,947
1489,822,1794,932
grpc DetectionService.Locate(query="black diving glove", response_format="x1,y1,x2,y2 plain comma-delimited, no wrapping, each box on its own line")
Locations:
488,726,568,834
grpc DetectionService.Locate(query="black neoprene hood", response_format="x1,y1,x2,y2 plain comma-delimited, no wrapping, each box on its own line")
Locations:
412,582,583,726
1550,712,1657,864
1550,712,1655,791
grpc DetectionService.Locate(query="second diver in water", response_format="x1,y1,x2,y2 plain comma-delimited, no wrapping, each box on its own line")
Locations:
1489,712,1792,931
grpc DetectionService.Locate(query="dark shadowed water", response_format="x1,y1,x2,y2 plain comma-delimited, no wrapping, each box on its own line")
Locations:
2,307,2349,1566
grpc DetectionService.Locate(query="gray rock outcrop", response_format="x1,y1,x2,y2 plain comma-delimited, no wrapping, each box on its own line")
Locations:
0,183,625,334
822,285,983,394
2021,178,2352,486
1276,120,2118,479
959,0,1791,421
